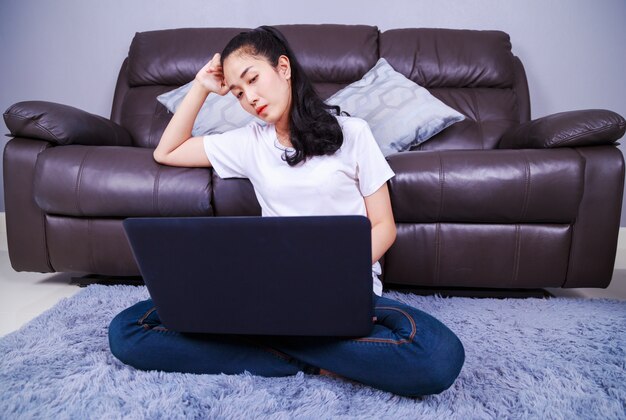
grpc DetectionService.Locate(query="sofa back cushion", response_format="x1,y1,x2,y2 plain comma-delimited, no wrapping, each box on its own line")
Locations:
115,25,378,148
380,28,527,150
111,25,528,150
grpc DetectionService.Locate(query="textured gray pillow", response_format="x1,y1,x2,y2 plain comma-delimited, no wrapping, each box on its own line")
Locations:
157,81,264,136
326,58,466,156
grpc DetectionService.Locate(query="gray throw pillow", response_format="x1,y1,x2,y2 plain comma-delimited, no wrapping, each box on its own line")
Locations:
157,81,265,136
325,58,466,156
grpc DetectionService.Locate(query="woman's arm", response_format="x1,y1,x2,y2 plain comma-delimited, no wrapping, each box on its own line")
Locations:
153,53,230,167
364,183,397,264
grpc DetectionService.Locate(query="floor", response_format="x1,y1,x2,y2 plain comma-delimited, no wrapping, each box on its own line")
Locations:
1,213,626,338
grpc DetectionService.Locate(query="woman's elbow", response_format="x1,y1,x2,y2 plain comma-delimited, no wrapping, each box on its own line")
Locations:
153,148,170,165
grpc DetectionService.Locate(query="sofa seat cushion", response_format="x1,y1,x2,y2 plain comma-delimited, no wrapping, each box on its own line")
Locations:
34,146,213,217
387,148,584,223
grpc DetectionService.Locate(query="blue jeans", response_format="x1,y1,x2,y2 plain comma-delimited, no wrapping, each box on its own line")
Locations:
108,293,465,397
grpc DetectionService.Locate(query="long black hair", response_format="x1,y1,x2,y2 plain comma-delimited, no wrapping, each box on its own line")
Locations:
220,26,346,166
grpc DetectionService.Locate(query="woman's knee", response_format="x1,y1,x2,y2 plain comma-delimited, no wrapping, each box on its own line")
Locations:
402,326,465,397
108,300,154,367
425,328,465,394
369,298,465,395
108,309,134,365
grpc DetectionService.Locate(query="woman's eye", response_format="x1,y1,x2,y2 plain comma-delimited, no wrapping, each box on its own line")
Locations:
250,75,257,84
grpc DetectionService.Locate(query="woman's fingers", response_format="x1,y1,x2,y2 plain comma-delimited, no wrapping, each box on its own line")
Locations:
209,52,221,70
201,53,222,73
194,52,229,95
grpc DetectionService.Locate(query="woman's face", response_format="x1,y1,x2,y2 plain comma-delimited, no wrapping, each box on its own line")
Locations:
223,52,292,127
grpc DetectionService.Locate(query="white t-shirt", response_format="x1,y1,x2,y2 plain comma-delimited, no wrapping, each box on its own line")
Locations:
203,115,395,296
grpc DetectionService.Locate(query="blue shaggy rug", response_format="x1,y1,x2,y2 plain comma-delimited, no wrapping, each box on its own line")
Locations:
0,285,624,419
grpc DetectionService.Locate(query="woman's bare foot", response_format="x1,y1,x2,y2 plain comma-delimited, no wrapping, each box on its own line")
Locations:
318,368,362,386
319,368,343,379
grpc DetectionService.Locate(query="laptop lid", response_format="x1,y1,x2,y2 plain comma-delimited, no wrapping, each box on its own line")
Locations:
122,215,374,337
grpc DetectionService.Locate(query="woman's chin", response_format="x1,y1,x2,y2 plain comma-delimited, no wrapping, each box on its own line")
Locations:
248,111,269,122
258,115,278,124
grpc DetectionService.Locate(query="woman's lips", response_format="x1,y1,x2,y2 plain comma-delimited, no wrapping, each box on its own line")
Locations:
256,105,267,115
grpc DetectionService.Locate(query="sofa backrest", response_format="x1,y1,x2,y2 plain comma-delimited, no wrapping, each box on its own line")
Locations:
110,24,530,151
381,28,530,150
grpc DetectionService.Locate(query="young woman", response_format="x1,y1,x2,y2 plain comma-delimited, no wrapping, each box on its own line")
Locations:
108,26,465,397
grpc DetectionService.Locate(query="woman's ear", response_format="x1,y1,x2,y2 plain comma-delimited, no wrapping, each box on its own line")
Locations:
278,55,291,80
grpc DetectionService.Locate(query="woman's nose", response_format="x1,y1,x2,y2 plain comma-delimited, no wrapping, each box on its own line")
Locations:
245,90,258,106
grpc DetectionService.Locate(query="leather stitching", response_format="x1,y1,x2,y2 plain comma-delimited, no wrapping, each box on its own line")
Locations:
520,150,531,220
550,124,622,147
512,224,521,286
435,152,444,286
87,218,97,274
4,113,63,143
109,120,119,146
469,90,485,149
35,141,55,271
511,57,521,123
118,79,133,146
437,152,444,221
147,99,160,148
564,148,589,287
411,47,424,85
75,148,93,216
153,164,162,216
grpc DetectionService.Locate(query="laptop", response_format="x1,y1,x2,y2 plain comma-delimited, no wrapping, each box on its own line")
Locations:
122,215,374,337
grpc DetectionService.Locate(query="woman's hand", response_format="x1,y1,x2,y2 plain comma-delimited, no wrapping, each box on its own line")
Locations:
195,53,230,96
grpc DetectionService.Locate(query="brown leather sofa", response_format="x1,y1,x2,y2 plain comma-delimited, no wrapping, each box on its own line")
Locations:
4,24,626,290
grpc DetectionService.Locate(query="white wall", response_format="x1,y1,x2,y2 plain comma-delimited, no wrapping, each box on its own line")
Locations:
1,0,625,221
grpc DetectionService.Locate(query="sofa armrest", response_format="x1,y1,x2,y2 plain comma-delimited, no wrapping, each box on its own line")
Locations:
3,138,55,272
498,109,625,149
3,101,133,146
